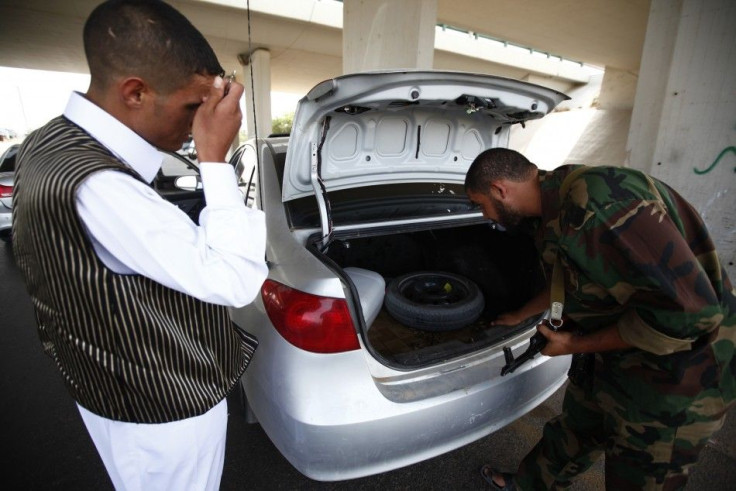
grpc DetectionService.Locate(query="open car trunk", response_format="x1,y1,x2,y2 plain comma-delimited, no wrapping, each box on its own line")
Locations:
320,222,545,369
278,71,568,370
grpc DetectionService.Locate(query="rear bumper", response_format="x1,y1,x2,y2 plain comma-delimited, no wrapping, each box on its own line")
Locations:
241,336,570,481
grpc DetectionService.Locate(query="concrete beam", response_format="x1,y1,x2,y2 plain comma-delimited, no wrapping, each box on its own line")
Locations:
195,0,597,84
343,0,437,73
434,27,594,84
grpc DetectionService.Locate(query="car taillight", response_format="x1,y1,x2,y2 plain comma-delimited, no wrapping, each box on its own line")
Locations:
0,184,12,198
261,279,360,353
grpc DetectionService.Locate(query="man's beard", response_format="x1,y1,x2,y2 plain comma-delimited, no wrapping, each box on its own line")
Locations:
490,195,524,227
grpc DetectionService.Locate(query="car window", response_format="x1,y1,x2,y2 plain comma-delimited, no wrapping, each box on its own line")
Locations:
232,145,258,208
0,145,19,172
160,152,198,177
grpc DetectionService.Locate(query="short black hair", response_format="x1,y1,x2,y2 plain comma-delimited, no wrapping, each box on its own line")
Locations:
464,148,537,194
83,0,223,93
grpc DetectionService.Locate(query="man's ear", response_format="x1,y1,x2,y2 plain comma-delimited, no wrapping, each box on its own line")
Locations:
119,77,149,108
490,180,508,200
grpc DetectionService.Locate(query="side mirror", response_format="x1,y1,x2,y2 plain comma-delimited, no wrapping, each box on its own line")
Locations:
175,175,202,191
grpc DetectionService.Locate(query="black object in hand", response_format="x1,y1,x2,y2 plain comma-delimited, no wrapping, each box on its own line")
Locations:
500,331,548,376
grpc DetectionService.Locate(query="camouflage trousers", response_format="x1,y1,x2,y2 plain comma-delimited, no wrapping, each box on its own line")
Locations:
513,375,726,490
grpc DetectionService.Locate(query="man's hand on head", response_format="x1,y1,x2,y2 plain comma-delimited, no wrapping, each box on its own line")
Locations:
192,75,244,163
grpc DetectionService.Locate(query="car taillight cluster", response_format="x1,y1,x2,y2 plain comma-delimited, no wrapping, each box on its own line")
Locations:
0,184,12,198
261,279,360,353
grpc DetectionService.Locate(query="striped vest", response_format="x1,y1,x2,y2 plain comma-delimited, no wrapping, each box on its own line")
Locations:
13,116,257,423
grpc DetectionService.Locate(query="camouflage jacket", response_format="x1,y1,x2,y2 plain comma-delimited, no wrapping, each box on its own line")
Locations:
537,165,736,405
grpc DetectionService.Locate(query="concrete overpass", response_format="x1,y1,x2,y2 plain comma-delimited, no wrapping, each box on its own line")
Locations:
0,0,734,275
0,0,645,93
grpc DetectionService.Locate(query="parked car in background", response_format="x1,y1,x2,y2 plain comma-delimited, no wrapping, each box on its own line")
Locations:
178,136,198,161
0,144,19,241
155,150,204,223
2,147,202,242
0,128,18,141
228,70,572,481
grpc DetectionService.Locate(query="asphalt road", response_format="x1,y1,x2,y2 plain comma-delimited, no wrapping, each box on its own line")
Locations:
2,240,735,490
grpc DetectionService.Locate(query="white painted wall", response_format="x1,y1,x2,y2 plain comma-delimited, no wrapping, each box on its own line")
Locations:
628,0,736,279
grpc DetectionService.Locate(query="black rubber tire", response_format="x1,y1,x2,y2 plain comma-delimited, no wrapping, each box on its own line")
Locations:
384,271,485,331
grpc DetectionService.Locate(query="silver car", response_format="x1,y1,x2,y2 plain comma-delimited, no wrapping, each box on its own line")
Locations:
229,71,571,481
0,144,18,242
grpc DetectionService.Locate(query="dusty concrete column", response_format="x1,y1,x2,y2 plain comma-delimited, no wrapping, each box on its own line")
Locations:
553,67,636,168
342,0,437,73
627,0,736,277
597,67,638,111
239,48,273,140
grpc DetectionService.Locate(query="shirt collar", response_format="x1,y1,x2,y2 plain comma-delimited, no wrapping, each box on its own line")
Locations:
63,91,162,183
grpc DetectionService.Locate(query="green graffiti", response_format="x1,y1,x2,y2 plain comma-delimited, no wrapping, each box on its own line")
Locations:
693,146,736,175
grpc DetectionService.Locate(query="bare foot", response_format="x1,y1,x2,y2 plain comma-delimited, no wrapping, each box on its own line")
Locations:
480,464,511,489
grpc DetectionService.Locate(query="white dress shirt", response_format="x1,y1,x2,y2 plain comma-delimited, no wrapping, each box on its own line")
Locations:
64,92,268,307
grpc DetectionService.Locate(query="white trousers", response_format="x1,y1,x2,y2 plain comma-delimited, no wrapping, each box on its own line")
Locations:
77,399,228,491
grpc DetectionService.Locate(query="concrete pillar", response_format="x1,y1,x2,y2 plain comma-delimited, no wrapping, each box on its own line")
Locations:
239,48,272,140
342,0,437,73
550,67,635,169
627,0,736,277
597,67,638,110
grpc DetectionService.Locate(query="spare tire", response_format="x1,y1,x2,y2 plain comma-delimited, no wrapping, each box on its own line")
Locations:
384,271,485,331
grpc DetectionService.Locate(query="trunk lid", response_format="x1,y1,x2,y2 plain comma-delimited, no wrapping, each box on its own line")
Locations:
283,70,569,204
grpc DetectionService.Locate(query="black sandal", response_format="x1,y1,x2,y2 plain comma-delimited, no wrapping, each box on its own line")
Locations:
480,464,515,490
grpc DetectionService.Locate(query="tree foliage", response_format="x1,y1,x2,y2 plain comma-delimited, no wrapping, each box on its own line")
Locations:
271,112,294,135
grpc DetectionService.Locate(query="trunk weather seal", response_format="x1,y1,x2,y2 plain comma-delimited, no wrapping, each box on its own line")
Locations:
415,125,421,159
310,116,333,252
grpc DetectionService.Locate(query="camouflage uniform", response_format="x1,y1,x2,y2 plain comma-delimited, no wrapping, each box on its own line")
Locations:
514,165,736,490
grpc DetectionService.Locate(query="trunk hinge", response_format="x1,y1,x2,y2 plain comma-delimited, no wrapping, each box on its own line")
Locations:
310,116,333,252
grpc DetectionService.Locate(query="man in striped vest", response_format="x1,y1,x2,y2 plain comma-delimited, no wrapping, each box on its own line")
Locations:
12,1,268,489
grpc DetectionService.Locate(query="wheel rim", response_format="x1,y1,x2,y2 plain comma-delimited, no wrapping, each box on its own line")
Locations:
399,275,469,305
